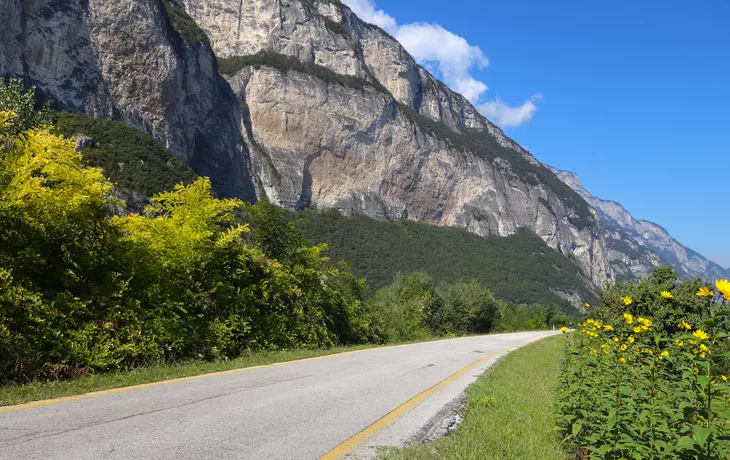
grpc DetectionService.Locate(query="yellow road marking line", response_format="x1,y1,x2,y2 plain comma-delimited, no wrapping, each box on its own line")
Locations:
0,333,527,414
320,337,545,460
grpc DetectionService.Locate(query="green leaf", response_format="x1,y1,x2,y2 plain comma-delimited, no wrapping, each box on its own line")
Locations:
692,425,711,448
571,422,582,437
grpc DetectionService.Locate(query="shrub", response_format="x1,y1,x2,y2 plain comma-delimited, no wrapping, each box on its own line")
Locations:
430,282,499,335
557,274,730,458
367,272,438,342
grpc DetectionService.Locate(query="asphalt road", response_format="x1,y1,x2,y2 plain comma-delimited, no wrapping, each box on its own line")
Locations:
0,331,557,459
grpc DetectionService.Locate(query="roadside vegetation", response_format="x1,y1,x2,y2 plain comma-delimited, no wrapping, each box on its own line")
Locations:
0,81,575,398
557,267,730,458
380,335,567,460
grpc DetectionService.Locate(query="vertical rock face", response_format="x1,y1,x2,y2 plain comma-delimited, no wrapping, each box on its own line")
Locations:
184,0,537,159
186,0,612,286
1,0,614,288
550,167,729,281
1,0,256,200
226,62,611,286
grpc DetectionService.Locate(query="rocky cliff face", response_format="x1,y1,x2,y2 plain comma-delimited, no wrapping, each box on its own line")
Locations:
550,168,729,281
0,0,256,200
184,0,535,159
0,0,613,291
185,0,612,287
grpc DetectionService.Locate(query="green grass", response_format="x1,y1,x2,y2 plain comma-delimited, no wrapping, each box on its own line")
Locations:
0,344,391,407
380,335,568,460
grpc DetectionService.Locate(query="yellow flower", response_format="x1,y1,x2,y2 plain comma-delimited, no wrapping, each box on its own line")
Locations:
613,337,619,343
689,339,697,346
693,330,710,341
638,317,652,327
722,375,728,382
675,340,684,347
717,279,730,300
700,344,709,353
659,351,669,360
699,352,707,359
660,290,673,299
561,326,568,333
604,324,614,332
678,320,692,330
620,344,628,351
619,357,627,364
584,302,590,308
622,296,633,306
628,335,635,343
697,287,714,297
623,312,634,324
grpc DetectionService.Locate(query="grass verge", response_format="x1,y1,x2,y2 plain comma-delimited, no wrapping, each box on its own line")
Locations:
379,335,567,460
0,343,390,407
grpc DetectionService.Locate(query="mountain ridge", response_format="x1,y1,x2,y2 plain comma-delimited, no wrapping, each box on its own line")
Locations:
548,166,729,281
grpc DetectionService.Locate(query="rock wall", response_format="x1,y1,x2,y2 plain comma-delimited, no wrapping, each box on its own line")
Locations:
1,0,614,287
228,64,611,285
1,0,256,199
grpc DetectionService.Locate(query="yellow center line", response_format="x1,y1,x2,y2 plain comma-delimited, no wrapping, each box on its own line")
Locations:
0,333,523,415
320,337,545,460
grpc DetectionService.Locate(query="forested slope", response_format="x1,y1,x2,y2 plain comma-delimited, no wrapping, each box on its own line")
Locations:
300,210,599,310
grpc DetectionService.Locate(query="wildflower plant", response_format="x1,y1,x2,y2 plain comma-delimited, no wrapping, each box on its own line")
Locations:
557,277,730,459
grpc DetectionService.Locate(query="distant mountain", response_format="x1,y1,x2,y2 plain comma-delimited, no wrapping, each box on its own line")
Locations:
549,167,729,282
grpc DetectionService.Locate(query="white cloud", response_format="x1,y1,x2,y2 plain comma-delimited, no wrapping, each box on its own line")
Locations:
341,0,539,129
479,93,542,129
342,0,398,34
394,23,489,102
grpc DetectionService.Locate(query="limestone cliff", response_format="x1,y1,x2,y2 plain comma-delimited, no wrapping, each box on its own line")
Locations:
0,0,614,291
186,0,612,286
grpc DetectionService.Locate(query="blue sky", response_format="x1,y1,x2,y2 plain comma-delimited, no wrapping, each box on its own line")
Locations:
344,0,730,268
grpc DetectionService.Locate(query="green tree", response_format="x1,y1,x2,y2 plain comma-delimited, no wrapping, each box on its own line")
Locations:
367,272,439,342
0,78,52,137
430,282,499,335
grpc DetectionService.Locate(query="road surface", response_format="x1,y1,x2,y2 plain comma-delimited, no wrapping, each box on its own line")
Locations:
0,331,557,459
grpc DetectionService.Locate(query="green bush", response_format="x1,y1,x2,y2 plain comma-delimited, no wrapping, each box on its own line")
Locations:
0,77,52,137
367,272,438,342
0,86,379,383
429,282,499,335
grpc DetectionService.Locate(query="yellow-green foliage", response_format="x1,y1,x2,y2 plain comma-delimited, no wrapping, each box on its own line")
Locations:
0,111,378,384
557,274,730,458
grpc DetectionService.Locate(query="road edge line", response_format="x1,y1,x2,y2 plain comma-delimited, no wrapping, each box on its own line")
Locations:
320,335,551,459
